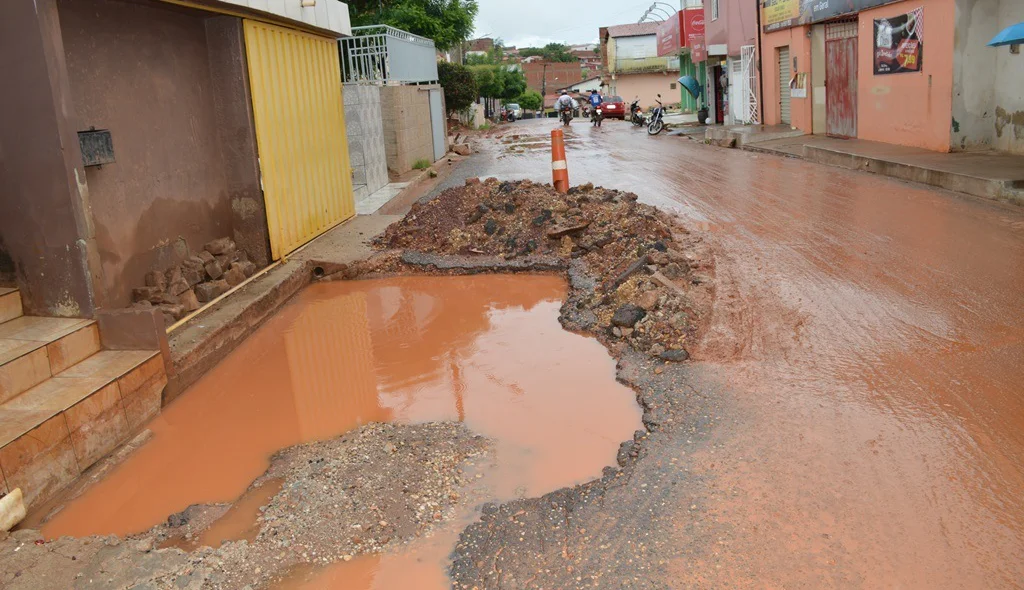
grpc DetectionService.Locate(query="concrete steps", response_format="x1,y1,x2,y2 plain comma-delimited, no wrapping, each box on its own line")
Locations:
0,289,167,508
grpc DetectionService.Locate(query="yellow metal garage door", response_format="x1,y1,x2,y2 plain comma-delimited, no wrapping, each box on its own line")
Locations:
243,20,355,260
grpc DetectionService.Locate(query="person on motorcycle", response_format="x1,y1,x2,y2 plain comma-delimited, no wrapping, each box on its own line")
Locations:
555,91,574,114
588,89,604,126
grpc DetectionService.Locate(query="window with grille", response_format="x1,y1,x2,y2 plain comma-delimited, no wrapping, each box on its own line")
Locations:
825,20,858,40
711,0,719,21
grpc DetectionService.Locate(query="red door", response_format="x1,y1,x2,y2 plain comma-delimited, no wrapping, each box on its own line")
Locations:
825,22,858,138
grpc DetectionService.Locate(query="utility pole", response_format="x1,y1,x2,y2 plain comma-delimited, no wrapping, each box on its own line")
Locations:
541,63,548,102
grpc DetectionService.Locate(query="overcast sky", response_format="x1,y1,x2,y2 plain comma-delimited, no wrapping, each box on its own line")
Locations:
473,0,671,48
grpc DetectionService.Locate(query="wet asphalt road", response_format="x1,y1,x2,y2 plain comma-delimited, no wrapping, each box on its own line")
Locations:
444,118,1024,588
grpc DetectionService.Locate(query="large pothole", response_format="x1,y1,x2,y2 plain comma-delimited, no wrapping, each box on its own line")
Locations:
8,275,642,589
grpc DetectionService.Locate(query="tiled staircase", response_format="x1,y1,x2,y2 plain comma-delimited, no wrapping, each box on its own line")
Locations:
0,288,167,509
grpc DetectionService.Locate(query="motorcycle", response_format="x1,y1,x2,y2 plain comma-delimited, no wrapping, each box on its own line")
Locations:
591,105,603,127
629,97,645,127
647,94,665,135
560,106,573,126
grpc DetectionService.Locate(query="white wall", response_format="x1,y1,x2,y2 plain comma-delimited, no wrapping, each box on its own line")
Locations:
951,0,1024,154
215,0,351,37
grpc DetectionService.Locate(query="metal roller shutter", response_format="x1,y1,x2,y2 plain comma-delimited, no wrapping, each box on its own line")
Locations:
778,46,791,125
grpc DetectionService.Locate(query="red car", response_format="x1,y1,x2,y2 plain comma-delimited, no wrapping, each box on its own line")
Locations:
600,95,626,120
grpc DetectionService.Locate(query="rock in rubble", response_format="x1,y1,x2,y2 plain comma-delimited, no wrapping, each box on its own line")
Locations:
484,219,499,236
464,176,480,186
546,219,591,239
659,349,689,362
223,265,246,287
182,265,205,287
453,144,471,156
662,262,687,279
157,303,185,325
466,204,489,224
179,289,201,312
133,286,163,303
167,277,190,297
231,260,257,278
195,280,230,303
205,237,236,256
165,266,183,284
205,260,224,281
637,290,660,311
197,250,216,265
145,270,168,291
611,304,646,328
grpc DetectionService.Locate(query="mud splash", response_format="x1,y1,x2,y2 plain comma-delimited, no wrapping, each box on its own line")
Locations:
39,275,641,582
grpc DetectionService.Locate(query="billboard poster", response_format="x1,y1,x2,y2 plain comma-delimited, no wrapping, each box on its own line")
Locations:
874,8,923,74
656,12,683,57
762,0,904,33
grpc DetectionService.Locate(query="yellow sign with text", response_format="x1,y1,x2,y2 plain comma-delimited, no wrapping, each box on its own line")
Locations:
761,0,799,31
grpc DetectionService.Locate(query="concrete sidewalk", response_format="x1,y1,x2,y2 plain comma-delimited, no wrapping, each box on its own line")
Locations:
747,135,1024,204
705,124,806,148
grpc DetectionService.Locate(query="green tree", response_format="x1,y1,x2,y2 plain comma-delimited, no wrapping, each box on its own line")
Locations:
519,43,577,63
348,0,478,51
437,61,478,114
470,65,526,100
513,90,542,111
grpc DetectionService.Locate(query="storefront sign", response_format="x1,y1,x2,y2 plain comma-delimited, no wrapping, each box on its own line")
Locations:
874,8,923,74
656,12,683,57
683,7,705,49
762,0,800,33
657,8,708,60
691,34,707,62
761,0,903,33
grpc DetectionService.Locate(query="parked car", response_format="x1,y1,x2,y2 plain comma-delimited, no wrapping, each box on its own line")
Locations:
601,95,626,120
506,103,522,120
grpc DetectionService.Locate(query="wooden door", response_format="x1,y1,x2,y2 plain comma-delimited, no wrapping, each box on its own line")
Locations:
825,21,858,138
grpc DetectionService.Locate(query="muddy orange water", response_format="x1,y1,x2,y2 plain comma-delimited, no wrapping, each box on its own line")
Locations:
42,275,641,545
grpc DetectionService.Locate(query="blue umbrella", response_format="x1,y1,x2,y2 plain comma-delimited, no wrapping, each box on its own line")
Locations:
677,75,702,100
988,22,1024,46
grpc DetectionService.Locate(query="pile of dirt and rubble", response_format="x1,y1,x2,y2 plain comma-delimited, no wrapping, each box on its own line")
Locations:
358,178,713,361
0,422,488,590
130,237,258,327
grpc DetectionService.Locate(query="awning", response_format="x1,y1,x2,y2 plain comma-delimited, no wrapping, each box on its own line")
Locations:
988,22,1024,46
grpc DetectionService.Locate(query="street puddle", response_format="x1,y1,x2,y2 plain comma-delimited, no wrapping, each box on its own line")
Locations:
40,275,641,585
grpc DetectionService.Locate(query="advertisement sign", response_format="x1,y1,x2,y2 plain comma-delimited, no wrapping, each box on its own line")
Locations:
690,34,707,62
656,12,683,57
874,8,923,74
762,0,904,33
683,7,705,48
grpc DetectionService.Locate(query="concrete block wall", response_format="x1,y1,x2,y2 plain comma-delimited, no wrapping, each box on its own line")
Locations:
343,83,389,203
380,84,436,175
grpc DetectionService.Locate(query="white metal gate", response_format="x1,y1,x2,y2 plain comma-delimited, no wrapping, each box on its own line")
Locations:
428,88,446,162
741,45,759,124
729,57,743,123
778,46,791,125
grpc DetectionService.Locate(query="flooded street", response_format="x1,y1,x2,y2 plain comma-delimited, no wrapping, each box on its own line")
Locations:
37,274,641,586
439,119,1024,587
11,118,1024,589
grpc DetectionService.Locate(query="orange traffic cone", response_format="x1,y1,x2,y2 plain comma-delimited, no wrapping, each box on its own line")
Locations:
551,129,569,194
